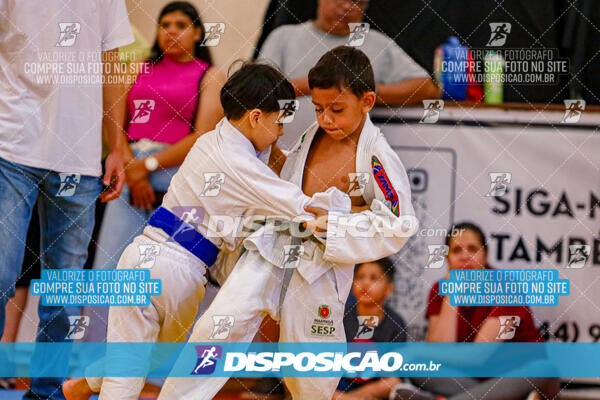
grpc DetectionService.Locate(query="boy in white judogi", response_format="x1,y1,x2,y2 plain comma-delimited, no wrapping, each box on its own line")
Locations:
158,47,418,400
63,63,350,400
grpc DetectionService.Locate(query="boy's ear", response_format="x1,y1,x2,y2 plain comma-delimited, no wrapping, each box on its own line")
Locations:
248,109,261,128
361,91,376,112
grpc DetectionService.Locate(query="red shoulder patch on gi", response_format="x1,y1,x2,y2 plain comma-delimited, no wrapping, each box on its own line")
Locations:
371,156,399,216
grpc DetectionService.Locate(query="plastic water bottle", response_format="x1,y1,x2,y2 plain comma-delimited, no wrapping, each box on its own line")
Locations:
484,51,504,104
434,36,468,100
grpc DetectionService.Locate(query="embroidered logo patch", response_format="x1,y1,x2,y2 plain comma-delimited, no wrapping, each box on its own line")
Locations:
306,305,336,337
318,304,330,319
371,156,399,216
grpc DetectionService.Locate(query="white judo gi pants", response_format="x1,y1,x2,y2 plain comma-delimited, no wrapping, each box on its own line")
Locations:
86,232,208,400
158,249,352,400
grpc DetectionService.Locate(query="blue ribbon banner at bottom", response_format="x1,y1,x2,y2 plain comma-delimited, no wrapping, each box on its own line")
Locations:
0,342,597,378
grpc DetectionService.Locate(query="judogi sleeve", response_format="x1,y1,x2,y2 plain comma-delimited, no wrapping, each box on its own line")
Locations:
323,140,418,263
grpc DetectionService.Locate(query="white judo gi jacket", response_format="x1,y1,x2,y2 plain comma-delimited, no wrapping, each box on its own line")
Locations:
244,114,418,300
155,115,417,400
156,116,349,258
91,117,350,400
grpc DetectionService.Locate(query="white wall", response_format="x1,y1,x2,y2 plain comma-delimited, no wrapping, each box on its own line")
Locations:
125,0,270,69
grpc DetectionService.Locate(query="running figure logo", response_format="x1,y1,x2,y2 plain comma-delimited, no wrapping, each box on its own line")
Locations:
486,172,511,197
65,316,90,340
209,316,235,340
56,173,81,197
168,206,205,243
56,23,81,47
425,245,448,269
561,100,586,124
567,245,590,269
136,244,161,268
201,23,225,47
354,315,380,340
200,172,225,197
486,23,511,47
130,100,156,124
282,245,303,269
420,100,444,124
347,173,370,196
346,23,369,47
496,315,521,340
191,345,222,375
276,100,299,124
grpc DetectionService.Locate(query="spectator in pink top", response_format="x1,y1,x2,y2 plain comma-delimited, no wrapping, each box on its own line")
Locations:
88,0,225,339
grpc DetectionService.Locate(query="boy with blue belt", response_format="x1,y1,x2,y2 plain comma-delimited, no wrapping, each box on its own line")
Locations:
64,62,350,400
158,46,417,400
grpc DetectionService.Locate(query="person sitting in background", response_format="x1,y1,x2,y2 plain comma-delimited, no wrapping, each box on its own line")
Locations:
258,0,439,146
260,0,437,104
93,0,225,271
391,222,560,400
334,258,406,400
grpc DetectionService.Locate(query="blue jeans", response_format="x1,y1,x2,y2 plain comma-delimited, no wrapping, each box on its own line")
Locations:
0,156,101,400
85,148,178,342
93,147,177,269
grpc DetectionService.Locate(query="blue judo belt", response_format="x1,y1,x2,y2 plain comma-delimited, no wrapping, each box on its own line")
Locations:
147,206,219,266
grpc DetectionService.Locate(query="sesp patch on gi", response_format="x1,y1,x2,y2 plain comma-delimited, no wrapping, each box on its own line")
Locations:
371,156,399,216
306,304,336,337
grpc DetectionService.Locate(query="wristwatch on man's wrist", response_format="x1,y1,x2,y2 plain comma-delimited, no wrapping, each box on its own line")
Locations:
144,156,159,172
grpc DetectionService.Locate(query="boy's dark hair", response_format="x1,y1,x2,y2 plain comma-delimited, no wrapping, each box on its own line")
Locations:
308,46,376,97
445,221,488,252
355,257,395,283
220,62,295,120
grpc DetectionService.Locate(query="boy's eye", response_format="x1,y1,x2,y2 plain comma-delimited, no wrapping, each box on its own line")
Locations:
332,108,343,113
177,22,187,29
314,108,323,113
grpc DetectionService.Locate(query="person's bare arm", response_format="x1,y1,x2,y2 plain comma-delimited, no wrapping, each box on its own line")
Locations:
375,77,440,106
100,49,127,202
143,67,226,170
474,317,503,343
117,60,158,209
125,67,225,209
426,285,459,343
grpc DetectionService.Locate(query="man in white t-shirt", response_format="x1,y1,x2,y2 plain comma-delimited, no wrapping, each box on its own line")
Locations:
258,0,440,148
0,1,133,398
